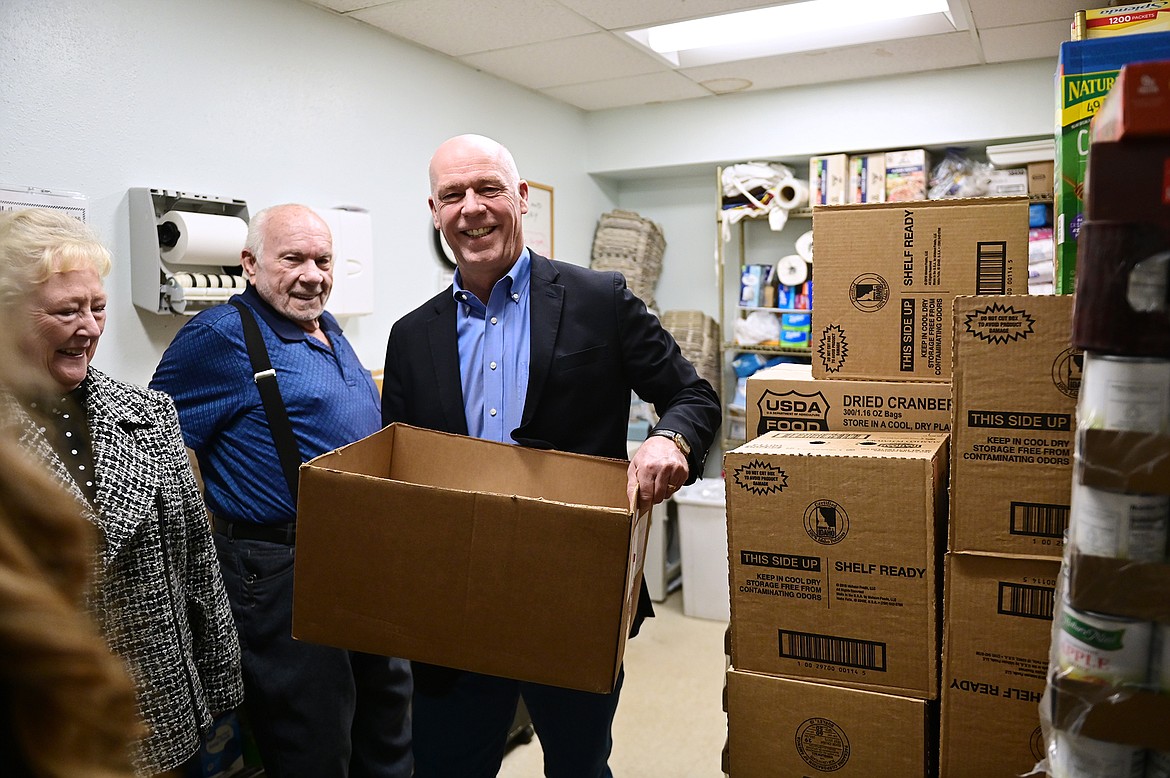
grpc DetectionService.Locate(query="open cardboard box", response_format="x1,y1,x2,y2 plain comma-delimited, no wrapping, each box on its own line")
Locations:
292,423,649,693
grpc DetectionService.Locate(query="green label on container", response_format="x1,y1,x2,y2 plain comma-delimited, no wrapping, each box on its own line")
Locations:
1062,611,1125,651
1061,71,1119,125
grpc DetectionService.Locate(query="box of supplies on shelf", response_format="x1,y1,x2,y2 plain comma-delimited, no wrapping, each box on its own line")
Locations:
292,423,648,694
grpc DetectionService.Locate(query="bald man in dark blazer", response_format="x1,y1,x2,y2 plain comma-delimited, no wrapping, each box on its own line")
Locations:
382,134,719,778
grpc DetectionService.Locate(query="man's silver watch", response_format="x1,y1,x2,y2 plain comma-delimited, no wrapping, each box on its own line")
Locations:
650,428,691,457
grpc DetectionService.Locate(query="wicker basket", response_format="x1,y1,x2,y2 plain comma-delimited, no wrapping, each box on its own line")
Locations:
660,310,721,399
591,209,665,312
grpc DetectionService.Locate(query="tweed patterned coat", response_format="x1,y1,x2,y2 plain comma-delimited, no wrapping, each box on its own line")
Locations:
9,368,243,776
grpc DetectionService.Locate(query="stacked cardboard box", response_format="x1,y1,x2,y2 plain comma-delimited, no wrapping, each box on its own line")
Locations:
941,294,1077,777
811,197,1029,382
724,431,947,777
734,318,954,772
727,668,933,776
745,362,951,439
949,295,1078,558
730,196,1071,776
733,294,955,775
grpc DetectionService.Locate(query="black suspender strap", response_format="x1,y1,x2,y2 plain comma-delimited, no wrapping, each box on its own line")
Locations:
229,298,303,502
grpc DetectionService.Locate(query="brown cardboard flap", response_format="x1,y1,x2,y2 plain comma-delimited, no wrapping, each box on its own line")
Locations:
1066,551,1170,622
1049,676,1170,751
312,423,631,508
1078,428,1170,495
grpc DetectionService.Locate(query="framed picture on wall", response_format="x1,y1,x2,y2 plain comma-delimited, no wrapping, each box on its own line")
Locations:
524,181,553,257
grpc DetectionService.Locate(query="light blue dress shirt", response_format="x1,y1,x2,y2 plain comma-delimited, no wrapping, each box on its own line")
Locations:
453,249,532,443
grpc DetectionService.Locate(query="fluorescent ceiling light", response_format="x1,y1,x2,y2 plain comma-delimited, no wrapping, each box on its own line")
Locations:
627,0,961,68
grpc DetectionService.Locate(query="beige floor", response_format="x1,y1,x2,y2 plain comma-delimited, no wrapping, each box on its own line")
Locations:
498,589,729,778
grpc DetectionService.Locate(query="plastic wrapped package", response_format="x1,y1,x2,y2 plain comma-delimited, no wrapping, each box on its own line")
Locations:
928,148,994,199
720,161,810,240
1037,353,1170,776
732,310,780,346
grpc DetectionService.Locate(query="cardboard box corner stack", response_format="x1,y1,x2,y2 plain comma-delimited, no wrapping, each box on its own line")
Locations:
292,423,648,694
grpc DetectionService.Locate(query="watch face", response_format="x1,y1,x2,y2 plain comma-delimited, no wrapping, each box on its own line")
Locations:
432,226,458,269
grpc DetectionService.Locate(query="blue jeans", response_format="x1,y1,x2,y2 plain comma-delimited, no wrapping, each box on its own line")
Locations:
411,662,624,778
214,533,413,778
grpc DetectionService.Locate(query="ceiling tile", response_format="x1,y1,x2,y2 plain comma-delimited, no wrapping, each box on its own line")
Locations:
541,70,713,110
979,19,1070,63
966,0,1085,28
296,0,1083,113
552,0,785,30
461,32,671,89
680,32,983,93
350,0,599,56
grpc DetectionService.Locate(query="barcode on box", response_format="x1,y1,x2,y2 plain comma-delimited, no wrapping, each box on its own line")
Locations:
997,582,1055,620
778,628,887,671
1009,501,1069,538
975,241,1007,294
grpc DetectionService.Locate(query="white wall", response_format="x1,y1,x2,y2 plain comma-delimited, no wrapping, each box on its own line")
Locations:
3,0,1062,389
587,59,1058,178
0,0,607,385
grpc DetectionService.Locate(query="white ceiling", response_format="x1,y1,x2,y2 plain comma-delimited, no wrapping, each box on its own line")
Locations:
304,0,1088,111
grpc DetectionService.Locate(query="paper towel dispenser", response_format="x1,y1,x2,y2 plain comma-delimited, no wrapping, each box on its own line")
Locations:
315,206,374,317
129,187,249,315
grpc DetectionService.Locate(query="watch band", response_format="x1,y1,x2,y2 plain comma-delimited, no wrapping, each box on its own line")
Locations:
650,428,692,457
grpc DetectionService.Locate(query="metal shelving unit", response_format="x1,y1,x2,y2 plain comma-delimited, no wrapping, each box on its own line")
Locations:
715,168,813,451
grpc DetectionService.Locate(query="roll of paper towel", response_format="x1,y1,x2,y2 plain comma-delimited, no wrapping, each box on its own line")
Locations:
774,178,809,210
795,229,814,263
159,211,247,266
775,254,809,286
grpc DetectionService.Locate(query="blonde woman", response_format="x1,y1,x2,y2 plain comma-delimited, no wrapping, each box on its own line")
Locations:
0,208,243,776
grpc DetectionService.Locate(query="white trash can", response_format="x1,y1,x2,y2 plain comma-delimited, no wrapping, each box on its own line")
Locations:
673,478,729,621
